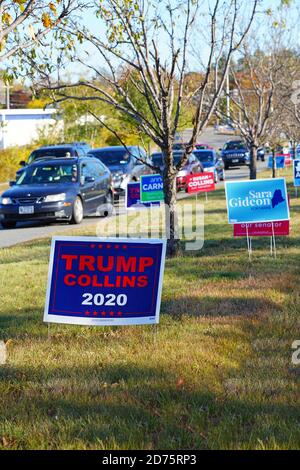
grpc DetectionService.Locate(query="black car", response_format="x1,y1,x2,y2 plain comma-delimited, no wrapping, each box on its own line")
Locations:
17,143,91,178
221,140,250,169
88,146,152,195
0,157,113,229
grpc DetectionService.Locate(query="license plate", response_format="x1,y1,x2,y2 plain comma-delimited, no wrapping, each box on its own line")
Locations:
19,206,34,214
232,159,239,163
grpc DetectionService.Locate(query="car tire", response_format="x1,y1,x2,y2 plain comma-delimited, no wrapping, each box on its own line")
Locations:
70,197,83,224
1,221,16,229
103,191,114,217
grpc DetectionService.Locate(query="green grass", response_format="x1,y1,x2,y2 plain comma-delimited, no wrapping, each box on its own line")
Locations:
0,170,299,449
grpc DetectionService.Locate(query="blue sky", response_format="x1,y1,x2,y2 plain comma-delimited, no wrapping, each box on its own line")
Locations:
65,0,299,81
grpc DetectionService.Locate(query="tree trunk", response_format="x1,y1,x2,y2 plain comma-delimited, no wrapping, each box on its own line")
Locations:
163,172,180,258
249,144,258,180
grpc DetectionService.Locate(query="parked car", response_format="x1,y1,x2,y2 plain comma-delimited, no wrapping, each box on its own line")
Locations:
17,143,91,178
220,140,250,169
193,150,225,183
151,151,203,192
257,147,265,161
0,156,112,229
173,142,213,151
87,146,151,196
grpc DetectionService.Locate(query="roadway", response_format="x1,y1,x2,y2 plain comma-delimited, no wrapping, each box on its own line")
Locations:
0,128,266,249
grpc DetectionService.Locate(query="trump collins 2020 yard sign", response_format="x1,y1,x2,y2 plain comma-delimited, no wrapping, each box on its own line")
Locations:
44,237,167,326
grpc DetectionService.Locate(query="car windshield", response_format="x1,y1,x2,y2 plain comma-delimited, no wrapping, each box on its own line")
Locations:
152,153,183,167
194,151,214,163
224,142,245,151
89,150,131,165
28,148,74,163
195,144,209,150
16,164,78,185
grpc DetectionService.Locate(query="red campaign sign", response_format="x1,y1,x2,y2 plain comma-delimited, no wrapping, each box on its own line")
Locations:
234,221,290,238
186,173,215,194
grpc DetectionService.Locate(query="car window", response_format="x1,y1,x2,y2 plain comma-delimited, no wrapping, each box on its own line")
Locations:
16,164,78,185
81,161,94,178
29,147,74,163
193,151,214,163
224,142,245,151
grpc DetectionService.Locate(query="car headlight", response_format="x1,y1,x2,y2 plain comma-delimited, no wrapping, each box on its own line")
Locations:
44,193,66,203
0,197,13,205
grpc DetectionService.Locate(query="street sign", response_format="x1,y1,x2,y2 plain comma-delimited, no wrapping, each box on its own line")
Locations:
293,160,300,187
268,156,285,170
44,237,167,326
140,174,164,203
225,178,290,224
186,173,215,194
234,221,290,237
126,182,160,209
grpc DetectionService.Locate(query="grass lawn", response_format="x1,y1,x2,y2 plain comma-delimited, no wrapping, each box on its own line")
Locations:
0,170,299,450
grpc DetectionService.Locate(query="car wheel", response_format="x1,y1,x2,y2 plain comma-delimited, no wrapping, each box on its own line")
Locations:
1,220,16,229
103,191,114,217
70,197,83,224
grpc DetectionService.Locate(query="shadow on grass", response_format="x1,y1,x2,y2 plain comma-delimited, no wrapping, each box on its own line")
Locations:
162,295,281,319
0,362,298,449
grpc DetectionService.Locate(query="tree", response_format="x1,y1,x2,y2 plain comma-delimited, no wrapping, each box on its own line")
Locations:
0,1,84,78
221,46,285,179
37,0,259,256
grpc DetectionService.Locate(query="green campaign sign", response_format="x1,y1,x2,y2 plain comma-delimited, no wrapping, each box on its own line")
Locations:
140,174,164,203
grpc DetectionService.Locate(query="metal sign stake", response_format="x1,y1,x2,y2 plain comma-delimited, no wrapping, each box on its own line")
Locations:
246,225,252,261
272,222,277,259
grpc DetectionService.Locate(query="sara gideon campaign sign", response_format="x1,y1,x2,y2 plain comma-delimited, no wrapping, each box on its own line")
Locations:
44,237,166,327
225,178,290,224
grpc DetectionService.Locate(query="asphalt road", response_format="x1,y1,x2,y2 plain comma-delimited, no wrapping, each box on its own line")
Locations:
0,128,266,248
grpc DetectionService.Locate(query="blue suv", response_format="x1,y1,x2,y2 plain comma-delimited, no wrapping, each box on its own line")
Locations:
0,157,112,229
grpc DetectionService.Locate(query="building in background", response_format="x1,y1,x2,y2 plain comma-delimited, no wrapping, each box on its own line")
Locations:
0,109,57,149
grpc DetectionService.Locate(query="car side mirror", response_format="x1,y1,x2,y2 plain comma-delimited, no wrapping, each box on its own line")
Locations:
9,180,16,187
19,160,26,167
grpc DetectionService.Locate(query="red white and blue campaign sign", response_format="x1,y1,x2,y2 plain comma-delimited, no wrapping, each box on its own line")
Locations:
234,221,290,237
44,237,167,326
268,156,285,170
225,178,290,224
293,160,300,187
126,182,160,209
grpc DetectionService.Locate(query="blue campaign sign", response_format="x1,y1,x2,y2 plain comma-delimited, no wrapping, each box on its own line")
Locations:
44,237,167,326
294,160,300,187
268,156,285,169
126,182,160,209
140,174,164,203
225,178,290,224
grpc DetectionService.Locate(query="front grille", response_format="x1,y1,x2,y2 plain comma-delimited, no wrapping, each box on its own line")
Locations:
227,154,244,159
6,212,55,220
12,197,44,204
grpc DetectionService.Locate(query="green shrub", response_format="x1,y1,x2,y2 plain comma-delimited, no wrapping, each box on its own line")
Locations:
0,145,35,182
